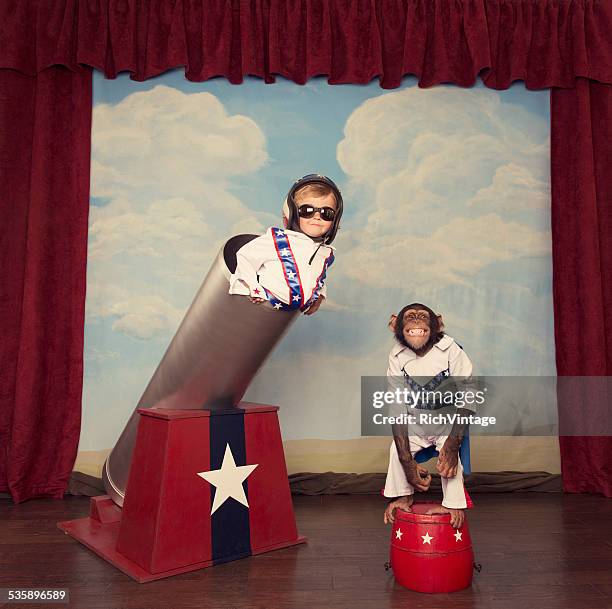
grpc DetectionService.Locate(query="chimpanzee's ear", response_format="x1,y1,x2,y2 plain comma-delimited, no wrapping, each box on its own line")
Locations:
388,314,398,333
436,314,445,332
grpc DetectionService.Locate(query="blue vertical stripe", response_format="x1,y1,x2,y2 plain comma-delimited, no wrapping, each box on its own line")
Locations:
210,410,252,564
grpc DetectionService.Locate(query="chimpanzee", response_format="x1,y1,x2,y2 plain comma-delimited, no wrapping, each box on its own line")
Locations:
383,303,474,529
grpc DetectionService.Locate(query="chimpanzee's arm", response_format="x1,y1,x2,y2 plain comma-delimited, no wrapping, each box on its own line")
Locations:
438,344,476,475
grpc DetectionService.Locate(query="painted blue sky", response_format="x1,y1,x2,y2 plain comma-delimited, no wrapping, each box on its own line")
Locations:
82,71,552,450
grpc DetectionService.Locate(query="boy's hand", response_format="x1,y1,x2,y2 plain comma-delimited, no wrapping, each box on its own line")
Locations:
249,296,266,305
303,295,324,316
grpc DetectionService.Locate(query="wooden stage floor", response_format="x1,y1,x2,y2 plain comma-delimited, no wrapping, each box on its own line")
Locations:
1,492,612,609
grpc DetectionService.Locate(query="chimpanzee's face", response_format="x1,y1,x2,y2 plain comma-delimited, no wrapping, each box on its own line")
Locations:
401,308,431,351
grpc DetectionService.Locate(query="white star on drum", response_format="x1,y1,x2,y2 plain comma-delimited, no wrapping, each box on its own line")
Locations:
421,532,433,545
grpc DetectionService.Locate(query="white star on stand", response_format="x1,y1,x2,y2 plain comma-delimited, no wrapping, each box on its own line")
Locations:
395,528,403,540
454,530,463,542
286,270,296,279
275,230,285,237
292,295,301,302
273,303,283,309
280,248,290,256
197,444,258,515
421,532,433,545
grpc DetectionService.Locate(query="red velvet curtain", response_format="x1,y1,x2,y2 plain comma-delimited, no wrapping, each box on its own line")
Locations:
551,80,612,497
0,67,92,503
1,0,611,502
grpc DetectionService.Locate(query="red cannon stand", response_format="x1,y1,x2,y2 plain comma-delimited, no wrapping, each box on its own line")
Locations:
390,503,475,593
58,403,306,582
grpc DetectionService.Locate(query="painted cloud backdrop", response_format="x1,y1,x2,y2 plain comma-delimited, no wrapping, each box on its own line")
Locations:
82,74,552,449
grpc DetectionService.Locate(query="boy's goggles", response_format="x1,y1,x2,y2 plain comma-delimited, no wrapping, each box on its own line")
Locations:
297,204,336,221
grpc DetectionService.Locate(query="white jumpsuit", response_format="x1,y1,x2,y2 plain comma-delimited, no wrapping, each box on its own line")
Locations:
228,227,334,306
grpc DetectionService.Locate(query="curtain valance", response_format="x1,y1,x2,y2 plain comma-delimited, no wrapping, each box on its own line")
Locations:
2,0,611,89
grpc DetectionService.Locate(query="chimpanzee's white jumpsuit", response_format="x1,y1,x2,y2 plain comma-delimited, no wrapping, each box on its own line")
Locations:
383,335,473,509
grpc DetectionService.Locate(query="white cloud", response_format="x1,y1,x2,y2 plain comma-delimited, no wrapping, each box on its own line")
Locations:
335,214,550,288
86,282,184,340
89,197,217,262
469,163,550,211
85,348,120,364
92,86,267,200
87,85,269,338
336,86,551,289
110,296,183,340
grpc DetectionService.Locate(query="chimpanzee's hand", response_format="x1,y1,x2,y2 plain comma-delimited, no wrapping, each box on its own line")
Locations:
383,496,413,524
249,296,266,305
402,459,432,492
437,440,460,478
426,506,465,529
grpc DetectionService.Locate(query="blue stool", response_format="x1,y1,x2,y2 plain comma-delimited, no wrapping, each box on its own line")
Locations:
414,430,471,475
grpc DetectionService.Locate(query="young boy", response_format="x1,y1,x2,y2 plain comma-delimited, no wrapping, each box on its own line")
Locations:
229,174,342,315
382,303,474,529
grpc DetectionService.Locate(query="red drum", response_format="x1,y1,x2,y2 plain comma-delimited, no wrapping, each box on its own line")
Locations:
390,502,474,593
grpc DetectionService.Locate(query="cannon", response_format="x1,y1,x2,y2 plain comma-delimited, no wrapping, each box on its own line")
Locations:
102,234,299,507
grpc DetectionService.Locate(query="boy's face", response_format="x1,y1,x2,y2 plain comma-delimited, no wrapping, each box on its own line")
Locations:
295,190,337,240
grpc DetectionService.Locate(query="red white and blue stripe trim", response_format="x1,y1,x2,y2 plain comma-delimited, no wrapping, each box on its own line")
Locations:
264,228,334,312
